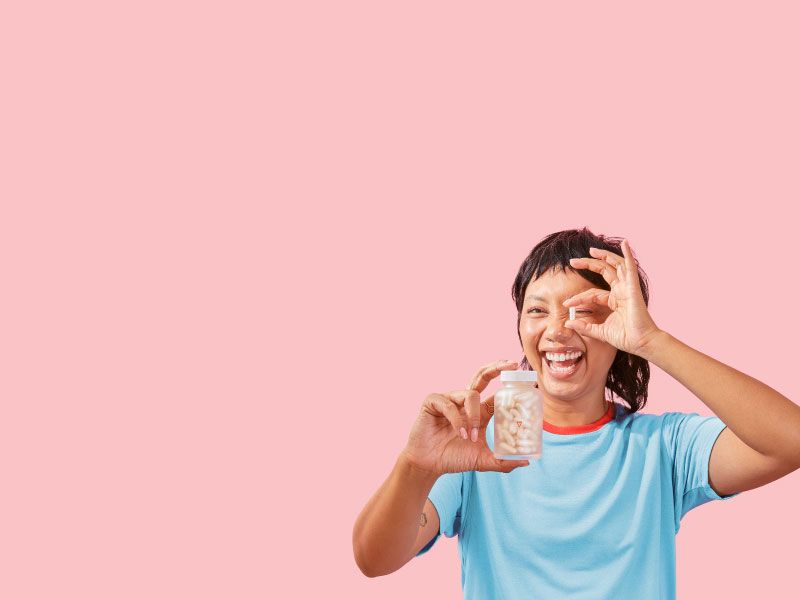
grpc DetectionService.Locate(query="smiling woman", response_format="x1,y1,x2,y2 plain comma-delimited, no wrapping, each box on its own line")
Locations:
355,226,776,599
511,227,652,418
397,228,748,598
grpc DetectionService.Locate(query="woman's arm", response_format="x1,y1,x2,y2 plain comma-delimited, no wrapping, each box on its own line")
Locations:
640,330,800,494
565,239,800,494
352,452,440,577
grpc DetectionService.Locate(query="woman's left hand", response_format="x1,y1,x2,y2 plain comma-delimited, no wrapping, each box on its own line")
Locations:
563,239,663,358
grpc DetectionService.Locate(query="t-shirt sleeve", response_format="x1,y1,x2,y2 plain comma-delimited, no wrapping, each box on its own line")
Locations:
414,470,465,557
662,411,741,530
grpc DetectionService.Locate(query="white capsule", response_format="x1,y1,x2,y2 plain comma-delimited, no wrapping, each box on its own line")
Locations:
569,306,576,321
498,406,514,421
512,391,536,405
500,428,515,445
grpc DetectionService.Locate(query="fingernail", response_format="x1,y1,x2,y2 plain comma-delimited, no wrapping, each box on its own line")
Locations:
471,427,478,442
460,427,468,440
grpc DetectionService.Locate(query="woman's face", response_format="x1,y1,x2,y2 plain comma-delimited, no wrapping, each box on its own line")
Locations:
519,267,618,402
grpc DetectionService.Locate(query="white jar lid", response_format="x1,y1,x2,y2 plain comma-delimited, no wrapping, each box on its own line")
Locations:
500,369,538,382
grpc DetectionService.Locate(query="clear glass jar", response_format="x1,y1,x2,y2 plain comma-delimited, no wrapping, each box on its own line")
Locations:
493,370,542,460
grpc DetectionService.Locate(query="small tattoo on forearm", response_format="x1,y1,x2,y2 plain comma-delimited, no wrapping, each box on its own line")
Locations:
419,511,427,527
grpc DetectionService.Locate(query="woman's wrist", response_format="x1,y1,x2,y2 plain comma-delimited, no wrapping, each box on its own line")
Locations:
396,450,440,486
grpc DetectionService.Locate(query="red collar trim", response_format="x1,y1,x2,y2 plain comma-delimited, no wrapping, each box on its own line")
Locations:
543,401,616,435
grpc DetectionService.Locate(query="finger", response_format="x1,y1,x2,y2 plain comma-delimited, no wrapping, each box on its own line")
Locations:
451,389,495,441
479,394,495,429
425,393,470,439
588,246,624,267
564,316,602,339
467,359,518,393
588,246,627,284
620,238,634,268
562,287,611,308
569,256,619,287
477,448,530,473
462,389,481,442
619,239,641,288
440,389,482,441
442,390,469,406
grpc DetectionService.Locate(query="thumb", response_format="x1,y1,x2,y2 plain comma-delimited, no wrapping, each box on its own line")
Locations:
476,448,530,473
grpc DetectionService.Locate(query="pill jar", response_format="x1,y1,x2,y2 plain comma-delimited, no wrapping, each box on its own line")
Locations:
493,370,542,460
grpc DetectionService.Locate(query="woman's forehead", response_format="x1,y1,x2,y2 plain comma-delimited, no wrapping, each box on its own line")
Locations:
524,269,593,299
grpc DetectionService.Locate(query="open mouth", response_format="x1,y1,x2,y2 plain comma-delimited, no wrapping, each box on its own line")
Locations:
541,351,585,377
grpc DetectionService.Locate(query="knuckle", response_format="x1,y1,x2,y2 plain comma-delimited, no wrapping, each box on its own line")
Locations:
424,394,442,411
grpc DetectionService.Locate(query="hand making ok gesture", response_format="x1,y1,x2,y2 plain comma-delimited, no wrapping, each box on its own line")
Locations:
563,239,663,358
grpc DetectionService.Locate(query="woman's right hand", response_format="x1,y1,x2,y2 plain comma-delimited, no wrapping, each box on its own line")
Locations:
401,359,532,476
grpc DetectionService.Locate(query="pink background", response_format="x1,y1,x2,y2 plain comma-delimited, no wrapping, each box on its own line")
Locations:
2,1,798,598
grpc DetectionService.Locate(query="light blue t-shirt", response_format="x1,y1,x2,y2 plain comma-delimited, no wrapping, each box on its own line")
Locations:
415,401,741,599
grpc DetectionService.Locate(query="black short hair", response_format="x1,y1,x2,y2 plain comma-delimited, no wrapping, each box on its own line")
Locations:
511,227,651,414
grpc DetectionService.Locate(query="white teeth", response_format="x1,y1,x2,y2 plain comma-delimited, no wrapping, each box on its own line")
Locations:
544,351,583,362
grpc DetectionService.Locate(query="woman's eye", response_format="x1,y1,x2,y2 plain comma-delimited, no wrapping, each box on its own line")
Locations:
528,307,592,314
526,308,591,314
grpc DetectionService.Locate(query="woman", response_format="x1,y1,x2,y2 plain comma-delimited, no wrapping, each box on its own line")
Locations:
352,228,800,598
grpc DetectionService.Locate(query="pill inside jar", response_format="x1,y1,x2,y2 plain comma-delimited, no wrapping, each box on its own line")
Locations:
494,369,542,460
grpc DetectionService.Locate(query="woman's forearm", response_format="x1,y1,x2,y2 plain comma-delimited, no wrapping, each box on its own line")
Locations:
641,330,800,464
352,453,439,577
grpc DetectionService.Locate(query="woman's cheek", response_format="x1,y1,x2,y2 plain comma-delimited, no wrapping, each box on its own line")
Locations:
519,323,532,340
520,319,541,335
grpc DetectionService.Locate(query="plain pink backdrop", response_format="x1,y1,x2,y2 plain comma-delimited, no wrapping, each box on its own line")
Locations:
2,1,799,598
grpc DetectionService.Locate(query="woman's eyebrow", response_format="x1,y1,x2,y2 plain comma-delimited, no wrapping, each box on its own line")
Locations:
524,293,596,303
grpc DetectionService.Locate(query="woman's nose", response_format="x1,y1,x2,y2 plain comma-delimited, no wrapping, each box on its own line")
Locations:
545,311,573,340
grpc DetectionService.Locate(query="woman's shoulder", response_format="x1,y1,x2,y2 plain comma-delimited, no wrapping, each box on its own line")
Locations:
613,403,679,432
615,405,715,450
